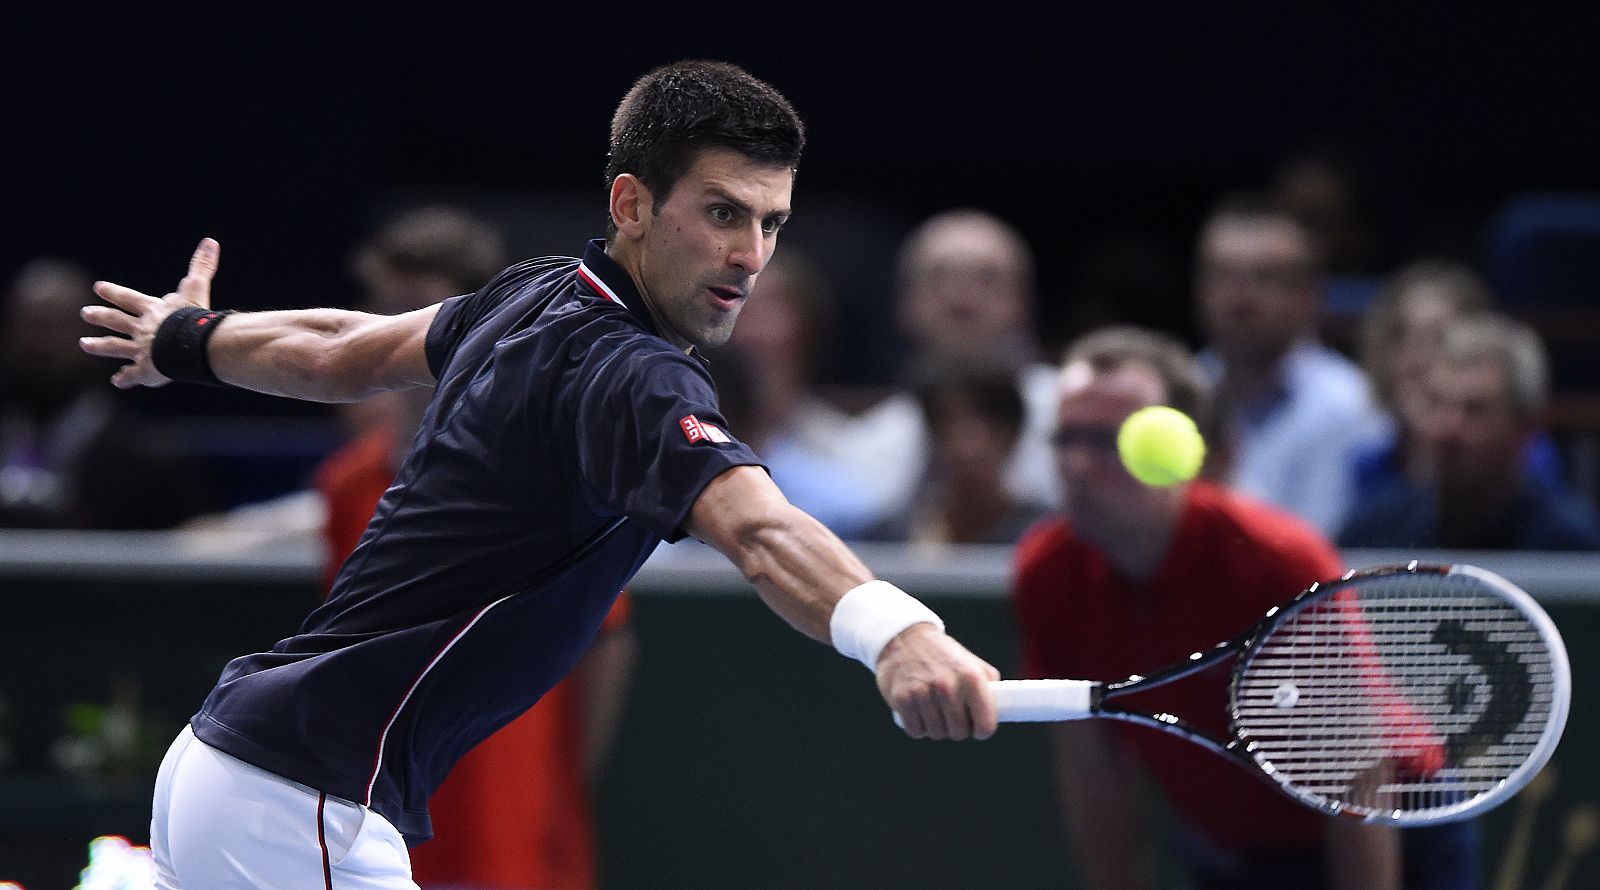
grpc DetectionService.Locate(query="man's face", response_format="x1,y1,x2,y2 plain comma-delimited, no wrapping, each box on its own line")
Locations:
1053,362,1177,533
1391,290,1463,424
634,148,793,351
1418,358,1529,490
1196,218,1317,364
899,220,1031,363
929,398,1017,493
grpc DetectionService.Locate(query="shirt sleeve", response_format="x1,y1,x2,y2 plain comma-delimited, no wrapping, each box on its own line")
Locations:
571,340,766,541
425,258,569,377
423,292,479,379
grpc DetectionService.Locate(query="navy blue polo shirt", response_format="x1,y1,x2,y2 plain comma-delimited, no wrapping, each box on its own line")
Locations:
191,240,763,843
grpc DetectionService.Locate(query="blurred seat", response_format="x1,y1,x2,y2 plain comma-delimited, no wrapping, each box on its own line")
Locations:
1486,192,1600,389
1488,192,1600,309
1488,192,1600,505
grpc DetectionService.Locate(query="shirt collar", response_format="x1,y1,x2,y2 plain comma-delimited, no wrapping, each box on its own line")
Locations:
577,239,660,338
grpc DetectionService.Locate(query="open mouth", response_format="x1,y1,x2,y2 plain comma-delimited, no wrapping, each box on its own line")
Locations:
707,285,746,307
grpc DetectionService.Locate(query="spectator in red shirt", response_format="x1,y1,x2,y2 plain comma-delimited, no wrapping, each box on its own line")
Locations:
1011,326,1410,889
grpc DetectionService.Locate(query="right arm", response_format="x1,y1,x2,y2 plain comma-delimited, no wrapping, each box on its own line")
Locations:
80,238,439,402
1050,722,1156,890
685,464,1000,741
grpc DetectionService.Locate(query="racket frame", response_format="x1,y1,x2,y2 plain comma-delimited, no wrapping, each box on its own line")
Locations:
1079,562,1571,825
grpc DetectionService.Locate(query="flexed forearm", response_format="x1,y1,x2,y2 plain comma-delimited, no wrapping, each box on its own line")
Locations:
205,306,439,402
686,465,1001,741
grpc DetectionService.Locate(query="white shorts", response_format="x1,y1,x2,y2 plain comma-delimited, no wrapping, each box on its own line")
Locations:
151,725,419,890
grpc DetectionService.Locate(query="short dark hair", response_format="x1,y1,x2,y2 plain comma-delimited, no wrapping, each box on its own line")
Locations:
912,360,1027,442
605,61,805,218
1063,326,1212,431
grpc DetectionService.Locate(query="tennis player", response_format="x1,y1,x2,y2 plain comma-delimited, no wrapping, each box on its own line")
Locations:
81,61,999,889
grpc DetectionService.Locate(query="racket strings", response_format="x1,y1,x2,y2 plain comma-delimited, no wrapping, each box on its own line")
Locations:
1233,574,1556,818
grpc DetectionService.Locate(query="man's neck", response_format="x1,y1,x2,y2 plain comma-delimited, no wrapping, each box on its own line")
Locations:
605,239,690,352
1217,346,1290,398
939,477,1013,543
1078,498,1184,587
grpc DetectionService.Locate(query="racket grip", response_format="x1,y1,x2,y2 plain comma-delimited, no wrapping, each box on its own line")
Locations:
891,679,1096,729
992,679,1095,722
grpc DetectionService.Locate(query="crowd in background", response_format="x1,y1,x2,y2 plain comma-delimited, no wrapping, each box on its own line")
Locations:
10,147,1595,555
4,148,1598,889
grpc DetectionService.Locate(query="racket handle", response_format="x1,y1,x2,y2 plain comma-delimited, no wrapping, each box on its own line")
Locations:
891,679,1095,729
992,679,1095,722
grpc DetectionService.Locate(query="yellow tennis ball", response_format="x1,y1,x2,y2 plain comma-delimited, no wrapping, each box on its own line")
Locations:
1117,405,1205,487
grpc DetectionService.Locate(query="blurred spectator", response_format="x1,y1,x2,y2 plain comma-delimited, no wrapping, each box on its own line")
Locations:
1195,192,1389,535
1360,260,1494,426
842,209,1059,520
0,259,214,528
861,361,1050,546
338,206,507,438
713,251,877,538
1341,314,1600,550
1012,325,1473,890
351,204,508,315
1349,258,1567,501
318,206,635,890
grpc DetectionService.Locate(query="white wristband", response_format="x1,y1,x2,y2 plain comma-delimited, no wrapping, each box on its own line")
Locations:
830,580,944,671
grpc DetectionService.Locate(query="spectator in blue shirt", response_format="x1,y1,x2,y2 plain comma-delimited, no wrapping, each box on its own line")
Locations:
1352,259,1563,503
1195,193,1389,536
1340,314,1600,550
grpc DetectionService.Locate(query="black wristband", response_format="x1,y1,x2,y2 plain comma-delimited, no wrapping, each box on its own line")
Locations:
151,306,233,386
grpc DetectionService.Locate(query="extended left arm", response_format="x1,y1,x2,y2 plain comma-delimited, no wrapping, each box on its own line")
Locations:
81,238,438,402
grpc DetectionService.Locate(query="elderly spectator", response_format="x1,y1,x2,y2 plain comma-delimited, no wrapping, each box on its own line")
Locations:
1341,314,1600,550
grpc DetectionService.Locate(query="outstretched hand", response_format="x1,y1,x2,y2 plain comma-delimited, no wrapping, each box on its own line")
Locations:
877,623,1001,741
80,238,221,389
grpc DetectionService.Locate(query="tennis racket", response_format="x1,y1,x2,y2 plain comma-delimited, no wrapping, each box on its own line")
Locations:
909,563,1570,826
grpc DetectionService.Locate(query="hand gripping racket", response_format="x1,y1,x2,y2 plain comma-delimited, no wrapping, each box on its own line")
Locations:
912,563,1570,825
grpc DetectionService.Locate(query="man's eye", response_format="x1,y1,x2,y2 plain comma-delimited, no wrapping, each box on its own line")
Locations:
710,207,734,222
762,217,783,234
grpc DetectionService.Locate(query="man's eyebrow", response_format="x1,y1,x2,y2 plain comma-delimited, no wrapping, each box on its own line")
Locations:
706,187,789,220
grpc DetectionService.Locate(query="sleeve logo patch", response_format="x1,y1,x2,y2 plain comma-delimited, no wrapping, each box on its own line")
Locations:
679,414,731,445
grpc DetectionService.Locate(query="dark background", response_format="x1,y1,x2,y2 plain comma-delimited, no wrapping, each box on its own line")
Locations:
5,9,1600,883
8,5,1600,393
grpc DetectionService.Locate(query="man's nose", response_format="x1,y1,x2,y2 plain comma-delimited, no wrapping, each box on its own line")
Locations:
727,224,767,275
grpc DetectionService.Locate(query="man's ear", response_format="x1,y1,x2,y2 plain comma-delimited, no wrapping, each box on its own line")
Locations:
610,174,653,241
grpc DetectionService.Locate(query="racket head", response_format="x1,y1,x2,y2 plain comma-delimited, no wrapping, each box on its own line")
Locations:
1230,563,1570,825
